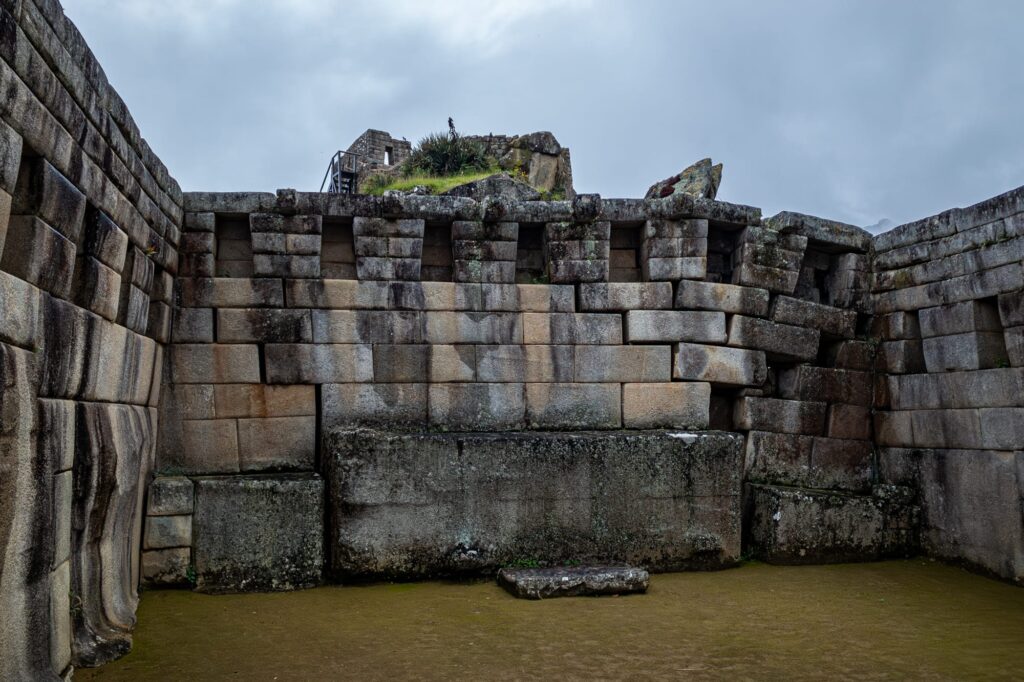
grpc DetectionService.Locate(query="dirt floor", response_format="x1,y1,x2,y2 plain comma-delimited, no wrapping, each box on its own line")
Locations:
77,560,1024,680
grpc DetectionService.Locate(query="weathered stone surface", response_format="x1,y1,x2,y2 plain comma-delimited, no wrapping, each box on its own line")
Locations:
826,403,872,440
922,332,1008,372
523,312,622,345
734,397,826,435
573,345,671,382
12,158,87,241
441,172,541,201
265,344,373,384
0,216,75,298
625,310,727,344
778,366,872,406
770,296,857,339
237,416,316,471
429,383,525,430
766,211,871,252
526,383,621,429
192,474,324,593
887,367,1024,410
675,279,769,316
622,382,710,429
0,269,41,349
645,158,722,200
325,429,742,579
217,308,313,343
579,282,672,311
171,344,260,384
919,300,1002,338
322,383,428,429
674,343,767,386
142,548,191,586
878,448,1023,583
144,515,192,549
213,384,315,418
727,315,820,362
747,484,918,564
497,565,649,599
147,476,194,516
180,278,285,308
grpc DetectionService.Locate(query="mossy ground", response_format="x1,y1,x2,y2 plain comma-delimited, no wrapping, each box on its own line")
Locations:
78,560,1024,679
363,169,499,196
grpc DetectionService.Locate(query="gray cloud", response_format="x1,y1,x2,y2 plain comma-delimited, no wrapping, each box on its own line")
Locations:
64,0,1024,230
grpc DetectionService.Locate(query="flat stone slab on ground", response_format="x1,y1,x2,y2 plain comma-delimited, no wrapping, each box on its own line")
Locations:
497,565,649,599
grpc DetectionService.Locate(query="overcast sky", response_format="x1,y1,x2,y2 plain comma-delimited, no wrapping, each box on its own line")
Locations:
64,0,1024,231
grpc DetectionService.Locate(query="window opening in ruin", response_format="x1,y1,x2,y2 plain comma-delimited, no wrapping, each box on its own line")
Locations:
610,225,642,282
422,222,453,281
215,215,253,277
384,146,393,165
707,225,738,284
321,217,356,279
515,223,546,282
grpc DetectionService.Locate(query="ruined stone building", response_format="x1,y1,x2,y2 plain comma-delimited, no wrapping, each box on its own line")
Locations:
0,1,1022,679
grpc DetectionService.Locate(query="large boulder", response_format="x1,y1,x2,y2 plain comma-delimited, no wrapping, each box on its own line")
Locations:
646,158,723,200
441,172,541,201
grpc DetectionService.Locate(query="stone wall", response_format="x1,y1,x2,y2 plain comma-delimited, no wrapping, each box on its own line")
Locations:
871,187,1024,582
0,0,180,678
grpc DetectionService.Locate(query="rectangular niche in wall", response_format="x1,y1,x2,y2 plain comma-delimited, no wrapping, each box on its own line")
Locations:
515,223,545,283
215,215,253,277
421,221,452,282
707,225,739,284
321,217,356,279
609,225,641,282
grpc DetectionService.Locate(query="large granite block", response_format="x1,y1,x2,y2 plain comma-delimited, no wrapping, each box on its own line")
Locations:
578,282,672,311
497,565,649,599
625,310,727,344
675,279,769,316
727,315,820,362
429,383,525,430
733,397,827,435
192,474,324,592
919,300,1002,338
322,383,429,428
922,332,1008,372
525,383,621,429
622,382,710,429
573,345,671,383
324,429,742,579
673,343,767,387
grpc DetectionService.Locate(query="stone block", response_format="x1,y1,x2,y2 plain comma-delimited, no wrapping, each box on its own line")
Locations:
733,397,827,435
744,431,814,486
625,310,727,344
429,345,477,382
778,366,873,406
876,340,925,374
0,269,41,349
826,403,872,440
429,383,526,430
12,158,86,241
642,256,707,281
622,382,710,429
253,254,319,278
922,332,1008,372
353,216,424,238
193,474,324,592
122,284,151,334
997,288,1024,327
770,296,857,339
147,476,195,516
746,484,918,564
453,260,515,283
171,344,260,384
172,307,214,343
810,437,874,492
880,448,1023,583
0,116,23,193
83,209,129,271
213,384,315,418
523,313,622,345
0,188,9,260
474,344,573,383
144,515,193,549
574,345,672,382
498,566,649,599
731,262,799,294
0,216,75,298
919,300,1002,338
726,315,820,362
578,282,672,311
312,310,425,344
675,279,769,316
69,255,120,320
526,383,621,429
185,211,216,232
451,220,518,241
180,278,284,308
50,560,71,676
425,311,523,345
264,344,373,384
356,256,421,281
323,429,742,578
1007,326,1024,367
217,308,313,343
250,213,322,235
142,548,191,586
548,258,609,283
322,383,429,428
174,418,241,473
372,344,430,383
285,279,389,309
673,343,767,387
127,248,156,291
237,416,316,471
516,284,575,312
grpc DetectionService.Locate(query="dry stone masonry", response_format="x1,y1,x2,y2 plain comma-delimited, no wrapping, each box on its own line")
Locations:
0,1,1022,679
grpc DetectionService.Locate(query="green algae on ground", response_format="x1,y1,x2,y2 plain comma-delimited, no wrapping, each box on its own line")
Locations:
77,560,1024,680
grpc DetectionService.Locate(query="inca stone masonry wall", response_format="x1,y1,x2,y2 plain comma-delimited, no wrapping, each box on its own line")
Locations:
0,0,181,678
0,1,1022,678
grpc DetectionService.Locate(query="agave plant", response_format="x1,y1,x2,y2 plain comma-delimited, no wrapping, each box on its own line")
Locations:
403,131,492,177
